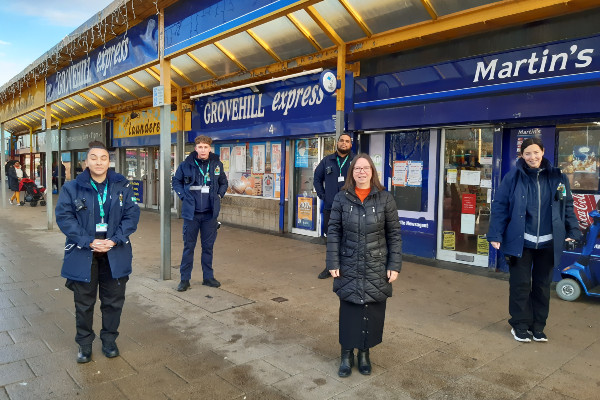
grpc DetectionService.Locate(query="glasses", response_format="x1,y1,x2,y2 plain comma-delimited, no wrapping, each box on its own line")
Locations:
353,166,371,172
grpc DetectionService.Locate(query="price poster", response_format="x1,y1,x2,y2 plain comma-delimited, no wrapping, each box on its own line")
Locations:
477,235,489,255
443,231,455,250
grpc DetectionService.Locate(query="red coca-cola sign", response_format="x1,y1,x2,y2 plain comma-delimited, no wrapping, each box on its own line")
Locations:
572,194,599,230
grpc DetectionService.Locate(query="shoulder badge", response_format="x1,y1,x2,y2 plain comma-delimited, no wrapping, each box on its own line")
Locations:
215,165,221,175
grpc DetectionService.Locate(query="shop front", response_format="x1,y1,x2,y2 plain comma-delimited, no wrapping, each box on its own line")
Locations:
112,105,188,210
191,71,348,235
351,31,600,270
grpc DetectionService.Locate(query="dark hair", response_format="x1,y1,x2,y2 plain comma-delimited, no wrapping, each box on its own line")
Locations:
341,153,385,192
520,137,544,154
338,133,352,141
88,141,107,151
194,135,213,146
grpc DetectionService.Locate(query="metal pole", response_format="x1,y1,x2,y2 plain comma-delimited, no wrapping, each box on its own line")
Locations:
57,129,62,192
46,129,54,230
160,105,172,280
0,123,6,209
176,129,183,219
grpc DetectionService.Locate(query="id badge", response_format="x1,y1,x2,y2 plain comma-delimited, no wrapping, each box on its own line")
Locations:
96,223,108,232
201,186,210,193
338,176,345,183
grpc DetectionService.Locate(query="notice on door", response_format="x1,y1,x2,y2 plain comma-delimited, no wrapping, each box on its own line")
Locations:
462,193,477,214
460,214,476,234
442,231,455,250
477,235,489,255
460,170,481,186
297,196,314,230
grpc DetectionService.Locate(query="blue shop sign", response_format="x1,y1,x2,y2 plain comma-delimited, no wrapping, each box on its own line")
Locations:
192,73,342,140
356,34,600,109
46,17,158,102
164,0,303,56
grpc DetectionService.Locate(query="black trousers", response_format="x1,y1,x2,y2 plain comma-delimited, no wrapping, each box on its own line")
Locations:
507,247,554,332
66,254,128,345
323,209,331,236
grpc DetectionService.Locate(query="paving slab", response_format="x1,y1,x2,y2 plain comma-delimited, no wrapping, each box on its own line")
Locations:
1,204,600,399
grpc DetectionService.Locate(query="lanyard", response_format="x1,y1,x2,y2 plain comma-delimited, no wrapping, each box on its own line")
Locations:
194,159,210,185
90,180,108,222
337,155,348,177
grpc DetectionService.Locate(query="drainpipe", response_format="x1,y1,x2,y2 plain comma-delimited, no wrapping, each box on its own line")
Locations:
279,139,287,233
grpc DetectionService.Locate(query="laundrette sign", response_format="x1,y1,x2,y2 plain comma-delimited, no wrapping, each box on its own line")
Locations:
197,81,331,129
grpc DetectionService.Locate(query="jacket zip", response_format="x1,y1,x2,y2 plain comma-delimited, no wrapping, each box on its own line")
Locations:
536,170,541,249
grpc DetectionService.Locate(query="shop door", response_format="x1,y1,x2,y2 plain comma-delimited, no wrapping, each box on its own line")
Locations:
437,127,494,267
125,148,148,208
291,136,336,237
143,146,175,210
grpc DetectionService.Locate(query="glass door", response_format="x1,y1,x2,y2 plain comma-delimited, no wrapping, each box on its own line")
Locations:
437,127,494,267
291,136,336,237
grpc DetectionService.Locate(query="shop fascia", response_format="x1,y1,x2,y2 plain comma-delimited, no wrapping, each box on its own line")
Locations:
202,83,326,125
474,44,593,83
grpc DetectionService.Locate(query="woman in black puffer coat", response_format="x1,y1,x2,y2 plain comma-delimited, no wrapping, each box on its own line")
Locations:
327,153,402,378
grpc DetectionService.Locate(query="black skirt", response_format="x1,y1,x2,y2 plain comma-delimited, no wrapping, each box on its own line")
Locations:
339,299,387,350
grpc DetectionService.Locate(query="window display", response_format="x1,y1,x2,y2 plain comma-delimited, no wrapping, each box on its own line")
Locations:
214,140,283,198
557,125,600,192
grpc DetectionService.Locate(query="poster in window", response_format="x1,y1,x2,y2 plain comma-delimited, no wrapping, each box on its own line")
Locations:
295,140,308,168
234,145,246,172
271,143,281,173
263,174,274,198
442,231,455,250
477,235,489,255
220,147,230,173
562,145,598,191
406,161,423,187
252,173,263,196
297,196,314,230
252,145,265,173
392,161,407,186
274,174,281,198
461,193,477,214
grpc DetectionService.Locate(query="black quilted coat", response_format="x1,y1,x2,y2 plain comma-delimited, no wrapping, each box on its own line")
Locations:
326,187,402,304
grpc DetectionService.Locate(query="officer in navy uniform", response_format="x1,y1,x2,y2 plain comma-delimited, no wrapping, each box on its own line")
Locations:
313,133,355,279
55,141,140,363
172,135,228,291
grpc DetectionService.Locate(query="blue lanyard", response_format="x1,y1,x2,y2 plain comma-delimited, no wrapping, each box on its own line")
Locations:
194,159,210,185
90,180,108,221
337,155,348,177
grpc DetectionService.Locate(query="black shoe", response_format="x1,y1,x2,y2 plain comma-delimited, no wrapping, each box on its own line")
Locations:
338,348,354,378
101,341,120,358
357,349,372,375
202,278,221,288
77,344,92,363
528,330,548,342
511,328,532,343
317,268,331,279
177,280,191,292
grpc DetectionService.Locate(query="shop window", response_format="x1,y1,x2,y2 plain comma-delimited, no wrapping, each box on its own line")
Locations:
388,130,430,212
557,125,600,192
214,141,283,198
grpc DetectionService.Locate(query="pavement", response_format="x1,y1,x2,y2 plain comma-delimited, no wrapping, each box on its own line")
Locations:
0,198,599,400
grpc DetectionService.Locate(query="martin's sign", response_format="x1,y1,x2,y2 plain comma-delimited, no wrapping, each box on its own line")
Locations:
473,44,593,83
46,17,158,102
355,34,600,107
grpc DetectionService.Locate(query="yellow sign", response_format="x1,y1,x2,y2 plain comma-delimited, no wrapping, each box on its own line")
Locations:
442,231,455,250
113,106,191,138
297,196,314,230
477,235,489,255
0,84,45,122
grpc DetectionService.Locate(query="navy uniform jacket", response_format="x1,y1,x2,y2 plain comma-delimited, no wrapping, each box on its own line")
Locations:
172,151,228,221
313,152,356,210
55,169,140,282
487,157,581,267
